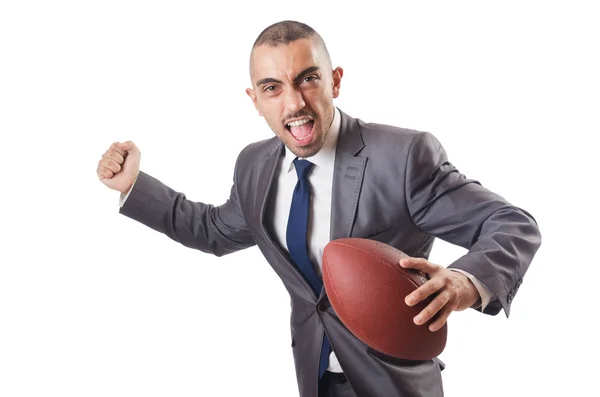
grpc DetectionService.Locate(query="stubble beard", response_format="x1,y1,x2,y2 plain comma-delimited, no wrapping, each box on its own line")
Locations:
286,131,328,159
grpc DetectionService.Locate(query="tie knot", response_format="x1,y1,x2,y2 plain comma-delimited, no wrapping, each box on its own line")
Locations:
293,158,314,180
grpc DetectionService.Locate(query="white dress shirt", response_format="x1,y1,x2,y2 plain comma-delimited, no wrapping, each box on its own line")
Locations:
120,107,494,373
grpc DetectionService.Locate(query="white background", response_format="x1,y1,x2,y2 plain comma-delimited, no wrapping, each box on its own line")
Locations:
1,1,598,396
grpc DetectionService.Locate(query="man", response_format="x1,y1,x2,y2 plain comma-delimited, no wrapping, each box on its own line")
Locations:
96,20,541,397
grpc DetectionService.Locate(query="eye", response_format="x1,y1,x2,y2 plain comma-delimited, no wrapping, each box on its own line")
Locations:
303,75,319,83
263,85,277,92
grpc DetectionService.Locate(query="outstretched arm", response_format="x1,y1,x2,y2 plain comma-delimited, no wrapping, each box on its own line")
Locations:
119,170,255,257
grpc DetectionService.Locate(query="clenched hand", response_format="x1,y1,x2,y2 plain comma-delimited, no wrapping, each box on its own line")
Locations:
97,141,141,194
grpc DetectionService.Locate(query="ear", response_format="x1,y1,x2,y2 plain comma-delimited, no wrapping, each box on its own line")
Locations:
332,67,344,98
245,88,263,116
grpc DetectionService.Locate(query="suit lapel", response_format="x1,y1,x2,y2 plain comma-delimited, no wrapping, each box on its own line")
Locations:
319,110,366,301
255,139,283,241
330,109,367,241
255,141,281,211
255,139,318,298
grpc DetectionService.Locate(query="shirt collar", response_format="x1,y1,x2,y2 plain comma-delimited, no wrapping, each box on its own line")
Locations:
284,106,341,172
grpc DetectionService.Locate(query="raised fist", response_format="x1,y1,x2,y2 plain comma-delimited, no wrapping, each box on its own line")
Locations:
97,141,141,194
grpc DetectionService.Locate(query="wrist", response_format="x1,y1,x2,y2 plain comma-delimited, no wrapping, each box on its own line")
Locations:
120,184,133,195
120,175,138,195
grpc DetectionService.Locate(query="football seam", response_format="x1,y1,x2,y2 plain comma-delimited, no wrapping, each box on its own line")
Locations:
330,242,422,290
323,256,371,342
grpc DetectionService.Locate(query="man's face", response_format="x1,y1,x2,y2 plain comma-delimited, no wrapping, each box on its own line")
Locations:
246,38,343,158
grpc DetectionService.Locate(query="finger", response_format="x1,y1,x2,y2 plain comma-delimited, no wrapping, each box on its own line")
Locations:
399,257,436,273
110,142,127,157
429,307,453,332
406,277,444,306
118,140,139,154
99,157,122,174
97,164,114,180
413,290,450,326
103,148,124,164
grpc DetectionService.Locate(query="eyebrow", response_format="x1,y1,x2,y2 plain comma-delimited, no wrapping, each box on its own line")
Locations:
256,66,321,87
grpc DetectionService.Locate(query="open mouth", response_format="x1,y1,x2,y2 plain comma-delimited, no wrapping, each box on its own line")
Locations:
285,118,315,145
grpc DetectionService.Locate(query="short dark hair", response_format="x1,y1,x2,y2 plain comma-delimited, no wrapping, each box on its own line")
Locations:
251,20,331,62
253,20,320,47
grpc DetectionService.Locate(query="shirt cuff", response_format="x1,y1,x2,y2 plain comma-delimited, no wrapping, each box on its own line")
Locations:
449,268,494,312
119,178,138,208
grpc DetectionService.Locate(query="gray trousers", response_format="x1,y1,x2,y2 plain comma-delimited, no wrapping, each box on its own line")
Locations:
319,372,357,397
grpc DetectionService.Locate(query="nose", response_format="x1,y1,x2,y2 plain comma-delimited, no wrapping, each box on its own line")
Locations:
284,88,305,115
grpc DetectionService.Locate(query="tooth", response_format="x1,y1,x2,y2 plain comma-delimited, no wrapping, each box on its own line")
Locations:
287,119,311,127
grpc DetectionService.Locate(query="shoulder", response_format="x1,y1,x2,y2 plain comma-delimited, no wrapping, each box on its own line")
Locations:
342,110,441,154
360,119,424,142
236,136,282,165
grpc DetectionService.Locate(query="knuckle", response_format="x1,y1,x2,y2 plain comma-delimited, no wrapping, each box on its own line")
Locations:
428,278,437,288
422,308,433,319
109,160,121,172
111,142,125,155
449,283,460,295
423,283,435,295
443,288,453,299
433,279,445,290
411,291,421,301
419,284,435,299
108,152,120,163
432,299,444,312
439,293,451,307
429,300,442,313
437,292,449,306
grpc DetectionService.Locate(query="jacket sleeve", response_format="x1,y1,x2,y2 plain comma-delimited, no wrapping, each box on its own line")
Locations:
404,131,541,317
118,163,255,257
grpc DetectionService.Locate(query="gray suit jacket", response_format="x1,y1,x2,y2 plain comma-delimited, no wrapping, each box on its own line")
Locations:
119,108,541,396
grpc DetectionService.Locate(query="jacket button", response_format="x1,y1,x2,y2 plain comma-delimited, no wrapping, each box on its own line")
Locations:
318,302,328,312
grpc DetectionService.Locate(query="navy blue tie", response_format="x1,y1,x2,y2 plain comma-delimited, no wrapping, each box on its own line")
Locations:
286,158,332,379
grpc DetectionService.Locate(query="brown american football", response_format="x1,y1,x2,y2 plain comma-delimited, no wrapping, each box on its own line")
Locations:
322,237,447,360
